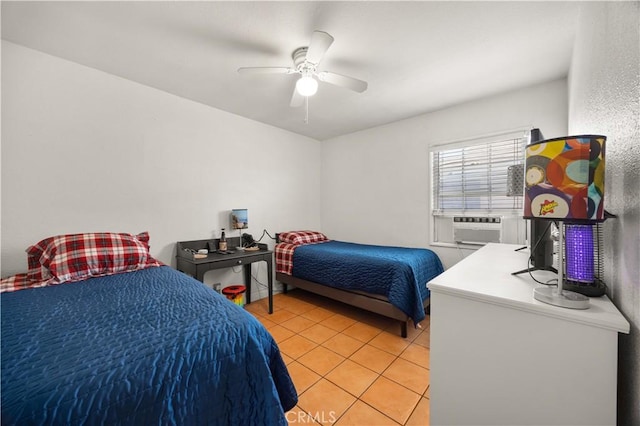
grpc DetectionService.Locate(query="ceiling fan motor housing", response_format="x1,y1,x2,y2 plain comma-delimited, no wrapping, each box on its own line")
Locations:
292,47,308,67
292,47,318,76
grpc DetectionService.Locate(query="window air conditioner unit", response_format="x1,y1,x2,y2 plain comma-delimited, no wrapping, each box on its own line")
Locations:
453,216,502,245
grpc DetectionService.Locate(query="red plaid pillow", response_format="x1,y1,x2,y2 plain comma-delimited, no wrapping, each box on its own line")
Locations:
278,231,329,245
27,248,53,283
26,232,161,285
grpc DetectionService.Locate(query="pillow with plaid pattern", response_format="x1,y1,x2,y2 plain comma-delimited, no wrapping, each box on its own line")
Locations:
278,230,329,245
27,249,53,283
26,232,161,285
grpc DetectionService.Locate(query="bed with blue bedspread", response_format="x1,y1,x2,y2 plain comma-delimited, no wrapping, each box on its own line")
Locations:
1,266,297,425
275,233,443,337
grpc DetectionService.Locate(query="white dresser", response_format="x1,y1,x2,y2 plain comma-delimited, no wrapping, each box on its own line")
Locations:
428,243,630,426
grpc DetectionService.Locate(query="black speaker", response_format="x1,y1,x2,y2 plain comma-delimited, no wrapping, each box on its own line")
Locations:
530,220,555,271
528,128,544,145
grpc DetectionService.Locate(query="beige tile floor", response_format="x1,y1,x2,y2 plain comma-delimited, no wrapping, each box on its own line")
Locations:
245,290,430,426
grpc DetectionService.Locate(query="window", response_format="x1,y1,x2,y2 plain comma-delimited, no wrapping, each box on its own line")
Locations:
429,130,528,246
431,132,526,215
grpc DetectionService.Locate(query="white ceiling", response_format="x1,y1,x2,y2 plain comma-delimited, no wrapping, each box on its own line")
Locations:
1,1,581,141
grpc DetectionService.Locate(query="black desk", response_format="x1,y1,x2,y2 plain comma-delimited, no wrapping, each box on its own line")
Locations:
176,239,274,314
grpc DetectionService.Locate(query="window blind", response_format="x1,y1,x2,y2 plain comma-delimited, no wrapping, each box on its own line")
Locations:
432,135,525,214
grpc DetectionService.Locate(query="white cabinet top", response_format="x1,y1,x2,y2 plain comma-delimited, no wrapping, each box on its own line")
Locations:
428,243,630,333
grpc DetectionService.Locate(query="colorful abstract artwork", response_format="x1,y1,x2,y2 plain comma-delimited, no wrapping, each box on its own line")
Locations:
524,135,606,221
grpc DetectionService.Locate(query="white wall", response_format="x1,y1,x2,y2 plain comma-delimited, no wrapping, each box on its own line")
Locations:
568,3,640,424
321,79,568,268
1,41,322,301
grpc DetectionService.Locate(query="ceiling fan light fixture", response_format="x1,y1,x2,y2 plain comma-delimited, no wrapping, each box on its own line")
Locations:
239,31,367,107
296,75,318,97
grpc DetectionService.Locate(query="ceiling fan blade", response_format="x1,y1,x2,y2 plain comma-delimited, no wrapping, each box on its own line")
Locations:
317,71,368,93
237,67,295,75
305,31,334,65
290,86,304,108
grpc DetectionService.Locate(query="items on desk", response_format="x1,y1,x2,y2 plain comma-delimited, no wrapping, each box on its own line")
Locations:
183,247,239,257
216,250,236,255
242,233,257,248
183,247,208,260
219,228,228,251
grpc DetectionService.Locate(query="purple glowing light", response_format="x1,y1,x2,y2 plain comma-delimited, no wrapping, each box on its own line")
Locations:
565,224,595,283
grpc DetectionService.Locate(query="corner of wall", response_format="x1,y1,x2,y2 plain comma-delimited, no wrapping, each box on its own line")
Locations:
567,3,640,425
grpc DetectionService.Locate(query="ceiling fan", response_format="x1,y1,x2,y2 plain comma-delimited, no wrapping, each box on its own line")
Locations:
237,31,368,108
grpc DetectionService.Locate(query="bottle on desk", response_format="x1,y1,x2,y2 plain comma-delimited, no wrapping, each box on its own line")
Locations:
219,228,228,251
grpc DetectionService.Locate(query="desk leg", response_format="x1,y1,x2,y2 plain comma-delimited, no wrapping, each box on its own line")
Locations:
267,259,273,314
242,259,273,315
243,265,252,305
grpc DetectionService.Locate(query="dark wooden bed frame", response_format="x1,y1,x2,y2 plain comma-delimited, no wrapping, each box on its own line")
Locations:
276,272,430,338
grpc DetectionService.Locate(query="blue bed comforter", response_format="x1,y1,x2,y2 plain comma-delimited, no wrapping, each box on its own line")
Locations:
1,266,297,425
291,241,444,324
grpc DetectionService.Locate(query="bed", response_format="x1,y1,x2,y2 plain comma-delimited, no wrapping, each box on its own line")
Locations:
275,231,444,337
1,232,297,425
